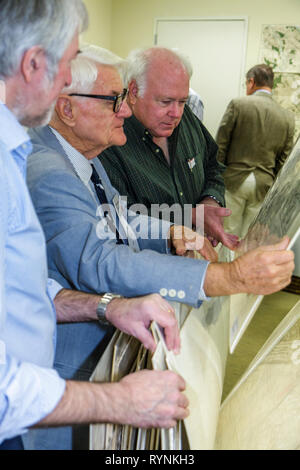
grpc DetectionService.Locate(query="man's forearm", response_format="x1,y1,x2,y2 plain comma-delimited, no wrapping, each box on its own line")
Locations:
203,262,243,297
35,380,123,427
204,238,294,297
54,288,100,323
35,370,189,430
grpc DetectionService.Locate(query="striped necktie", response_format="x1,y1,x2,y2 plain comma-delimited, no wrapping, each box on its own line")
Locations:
90,164,123,244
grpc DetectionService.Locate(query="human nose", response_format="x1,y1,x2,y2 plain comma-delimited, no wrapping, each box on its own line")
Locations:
117,99,132,118
64,65,73,88
168,101,183,118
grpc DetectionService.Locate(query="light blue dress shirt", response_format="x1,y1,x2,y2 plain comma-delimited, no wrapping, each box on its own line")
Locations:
0,103,65,443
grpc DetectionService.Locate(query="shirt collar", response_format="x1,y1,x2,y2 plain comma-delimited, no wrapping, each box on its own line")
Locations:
50,127,92,186
126,114,150,139
253,89,272,95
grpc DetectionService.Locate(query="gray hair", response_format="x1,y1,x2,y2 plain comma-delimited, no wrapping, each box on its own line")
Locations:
125,47,193,96
246,63,274,89
0,0,88,81
62,44,126,94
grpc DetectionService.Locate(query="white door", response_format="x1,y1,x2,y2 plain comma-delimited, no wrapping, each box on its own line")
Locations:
155,17,248,138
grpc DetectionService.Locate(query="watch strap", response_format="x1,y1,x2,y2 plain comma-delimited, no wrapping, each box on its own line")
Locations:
96,293,121,325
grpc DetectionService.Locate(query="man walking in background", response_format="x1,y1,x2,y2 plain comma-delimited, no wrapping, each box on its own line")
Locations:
216,63,295,238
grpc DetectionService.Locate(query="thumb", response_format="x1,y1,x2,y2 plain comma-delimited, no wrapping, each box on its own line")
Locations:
262,235,290,252
174,239,187,255
215,207,232,217
204,206,231,217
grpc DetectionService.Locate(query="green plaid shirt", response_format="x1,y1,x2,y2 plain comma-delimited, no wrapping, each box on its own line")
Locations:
100,106,225,223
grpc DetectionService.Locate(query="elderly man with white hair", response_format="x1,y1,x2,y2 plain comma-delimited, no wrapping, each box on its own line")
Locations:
100,46,239,249
26,44,295,449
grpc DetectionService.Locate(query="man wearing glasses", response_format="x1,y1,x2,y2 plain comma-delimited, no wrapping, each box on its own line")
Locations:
27,41,294,451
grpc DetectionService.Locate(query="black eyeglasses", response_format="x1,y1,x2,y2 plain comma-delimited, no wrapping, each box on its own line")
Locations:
69,88,128,113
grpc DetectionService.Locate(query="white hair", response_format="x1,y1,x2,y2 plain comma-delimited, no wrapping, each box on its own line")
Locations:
0,0,88,81
125,46,193,96
62,44,127,94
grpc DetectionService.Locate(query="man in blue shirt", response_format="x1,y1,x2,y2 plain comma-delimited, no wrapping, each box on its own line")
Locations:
0,0,189,450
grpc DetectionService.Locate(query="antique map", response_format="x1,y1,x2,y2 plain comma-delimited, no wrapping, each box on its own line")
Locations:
259,25,300,139
229,138,300,352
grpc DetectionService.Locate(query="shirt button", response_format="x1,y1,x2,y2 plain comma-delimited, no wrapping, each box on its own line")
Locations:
180,192,183,197
142,137,146,141
178,290,186,299
155,149,160,153
168,289,176,298
160,288,168,297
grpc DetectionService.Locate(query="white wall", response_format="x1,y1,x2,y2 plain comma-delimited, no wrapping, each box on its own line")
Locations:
110,0,300,69
82,0,112,49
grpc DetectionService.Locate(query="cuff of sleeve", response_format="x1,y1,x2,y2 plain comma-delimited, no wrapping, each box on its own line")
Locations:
198,261,211,302
0,362,66,442
47,278,63,301
200,195,224,207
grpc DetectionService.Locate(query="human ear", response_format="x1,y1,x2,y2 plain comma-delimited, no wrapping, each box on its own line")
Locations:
20,46,46,84
128,79,138,105
56,96,76,127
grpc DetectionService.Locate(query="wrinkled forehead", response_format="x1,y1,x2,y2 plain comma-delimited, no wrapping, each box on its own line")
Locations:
92,63,124,94
145,61,190,98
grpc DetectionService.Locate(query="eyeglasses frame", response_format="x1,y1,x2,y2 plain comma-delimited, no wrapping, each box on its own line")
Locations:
69,88,128,113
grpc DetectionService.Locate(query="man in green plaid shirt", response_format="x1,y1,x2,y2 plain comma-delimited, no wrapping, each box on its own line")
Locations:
100,47,239,250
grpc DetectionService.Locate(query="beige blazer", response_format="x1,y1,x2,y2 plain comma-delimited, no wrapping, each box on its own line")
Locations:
216,91,295,199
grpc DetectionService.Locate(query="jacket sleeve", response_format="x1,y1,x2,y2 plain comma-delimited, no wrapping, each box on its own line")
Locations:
29,170,210,307
215,100,236,165
198,120,226,206
275,114,295,175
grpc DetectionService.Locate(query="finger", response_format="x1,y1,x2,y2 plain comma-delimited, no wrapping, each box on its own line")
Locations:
162,419,177,429
209,207,231,217
174,406,190,422
202,248,218,262
266,249,294,265
176,374,187,391
222,234,240,250
135,327,157,352
200,241,218,262
163,321,181,353
177,393,189,408
262,235,290,252
151,299,180,352
173,239,187,256
156,317,180,353
182,231,197,243
158,298,175,314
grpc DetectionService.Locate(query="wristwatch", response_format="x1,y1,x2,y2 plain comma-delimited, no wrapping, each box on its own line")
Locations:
96,293,121,325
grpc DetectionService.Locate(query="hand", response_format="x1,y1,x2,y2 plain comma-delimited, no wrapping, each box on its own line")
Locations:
230,236,294,295
118,370,189,428
204,236,294,297
193,201,239,250
168,225,218,262
106,294,180,353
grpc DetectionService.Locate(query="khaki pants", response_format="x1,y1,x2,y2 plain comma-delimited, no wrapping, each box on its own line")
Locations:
224,173,262,239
